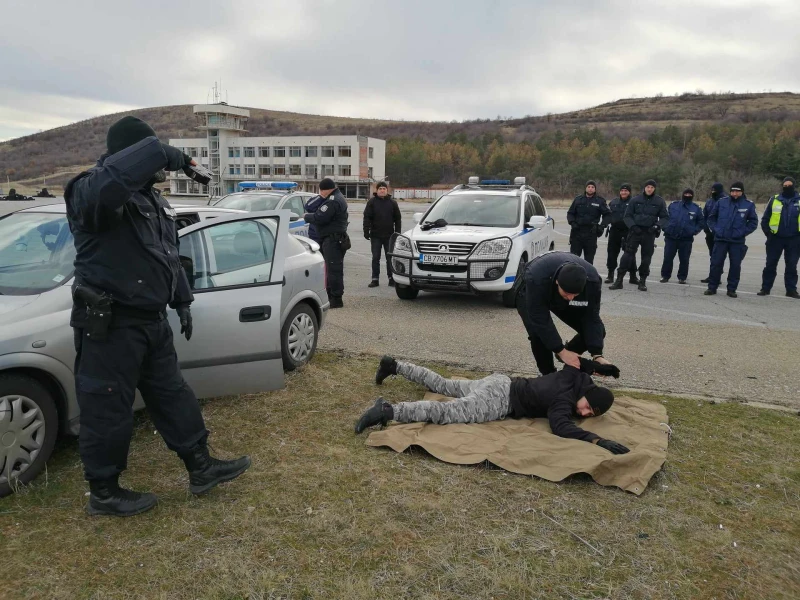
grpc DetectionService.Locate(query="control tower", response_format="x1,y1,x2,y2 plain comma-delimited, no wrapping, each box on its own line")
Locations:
192,101,250,198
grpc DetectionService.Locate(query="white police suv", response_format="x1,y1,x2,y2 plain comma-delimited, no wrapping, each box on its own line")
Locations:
389,177,555,307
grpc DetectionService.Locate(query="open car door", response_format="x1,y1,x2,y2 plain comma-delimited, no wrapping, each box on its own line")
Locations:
169,210,290,398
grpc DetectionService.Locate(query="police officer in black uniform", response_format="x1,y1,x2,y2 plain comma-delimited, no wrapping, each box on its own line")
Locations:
304,177,349,308
65,116,251,517
609,179,669,292
515,251,610,375
605,183,638,284
566,180,610,264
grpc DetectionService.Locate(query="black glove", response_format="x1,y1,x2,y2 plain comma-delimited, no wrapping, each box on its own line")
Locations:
162,143,191,172
593,362,621,379
176,305,193,341
597,439,630,454
651,225,661,237
596,224,604,238
364,230,371,240
604,226,610,238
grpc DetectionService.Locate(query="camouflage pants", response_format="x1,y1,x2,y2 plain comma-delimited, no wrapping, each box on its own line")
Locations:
392,362,511,425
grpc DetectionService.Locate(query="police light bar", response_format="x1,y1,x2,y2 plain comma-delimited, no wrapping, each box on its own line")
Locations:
514,177,526,185
480,179,511,185
238,181,299,191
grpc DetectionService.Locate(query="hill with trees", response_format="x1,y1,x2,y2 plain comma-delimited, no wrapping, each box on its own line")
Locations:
3,92,800,200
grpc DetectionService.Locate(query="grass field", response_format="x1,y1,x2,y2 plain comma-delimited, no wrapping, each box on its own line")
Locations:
2,352,799,599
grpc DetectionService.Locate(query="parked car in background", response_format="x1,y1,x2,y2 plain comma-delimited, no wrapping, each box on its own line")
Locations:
0,205,327,496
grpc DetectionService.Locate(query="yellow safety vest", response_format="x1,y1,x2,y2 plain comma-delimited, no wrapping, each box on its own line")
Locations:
768,195,800,233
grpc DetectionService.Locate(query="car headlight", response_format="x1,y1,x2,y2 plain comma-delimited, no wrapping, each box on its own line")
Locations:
471,237,512,258
393,235,412,255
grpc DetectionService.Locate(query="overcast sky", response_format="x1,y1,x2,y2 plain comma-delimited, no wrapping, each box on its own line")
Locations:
1,0,799,141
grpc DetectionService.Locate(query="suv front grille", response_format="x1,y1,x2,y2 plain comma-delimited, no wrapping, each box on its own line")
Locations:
416,241,475,256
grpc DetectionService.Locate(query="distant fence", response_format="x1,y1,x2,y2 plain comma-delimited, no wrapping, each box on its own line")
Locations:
392,188,449,200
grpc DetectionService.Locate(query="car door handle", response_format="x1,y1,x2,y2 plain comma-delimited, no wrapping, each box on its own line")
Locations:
239,306,271,322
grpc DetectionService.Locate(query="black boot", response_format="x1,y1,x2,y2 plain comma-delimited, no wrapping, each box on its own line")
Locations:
87,477,158,517
700,277,710,283
355,397,394,434
629,272,640,285
638,277,648,292
660,277,669,283
388,278,395,287
180,441,251,495
787,290,800,299
604,271,614,284
609,272,624,290
375,355,398,385
330,296,344,309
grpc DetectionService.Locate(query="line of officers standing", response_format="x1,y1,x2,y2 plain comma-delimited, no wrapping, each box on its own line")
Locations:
566,177,800,298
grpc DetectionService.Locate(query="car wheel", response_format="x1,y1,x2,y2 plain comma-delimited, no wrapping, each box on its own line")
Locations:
281,303,319,371
395,284,419,300
0,374,59,497
502,257,526,308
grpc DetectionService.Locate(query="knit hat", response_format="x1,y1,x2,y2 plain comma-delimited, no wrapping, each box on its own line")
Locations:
711,182,724,195
376,181,388,189
107,116,157,155
556,263,587,294
586,386,614,416
682,188,694,198
730,181,745,192
644,179,657,188
319,177,336,191
783,176,796,186
585,180,597,188
619,183,632,193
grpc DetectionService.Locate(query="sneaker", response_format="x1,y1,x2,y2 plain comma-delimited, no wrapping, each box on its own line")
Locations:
388,279,396,287
355,397,394,434
757,289,769,296
87,478,158,517
678,279,686,284
375,355,398,385
787,290,800,299
367,280,379,288
660,277,669,283
704,289,716,295
727,291,738,298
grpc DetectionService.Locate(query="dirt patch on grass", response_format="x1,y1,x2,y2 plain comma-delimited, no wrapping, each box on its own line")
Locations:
2,352,799,599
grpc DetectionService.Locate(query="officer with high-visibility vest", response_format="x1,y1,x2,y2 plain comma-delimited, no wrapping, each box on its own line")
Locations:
758,176,800,299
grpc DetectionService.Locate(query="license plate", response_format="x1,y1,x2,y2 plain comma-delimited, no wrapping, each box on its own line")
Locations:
421,254,459,265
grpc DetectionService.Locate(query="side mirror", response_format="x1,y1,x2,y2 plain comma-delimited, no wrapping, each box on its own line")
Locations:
412,212,424,224
527,215,547,229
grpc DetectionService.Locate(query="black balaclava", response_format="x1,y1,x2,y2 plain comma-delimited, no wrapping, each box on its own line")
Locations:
711,182,724,200
643,179,657,197
585,180,597,197
782,176,796,199
556,263,588,294
682,188,694,203
585,387,614,416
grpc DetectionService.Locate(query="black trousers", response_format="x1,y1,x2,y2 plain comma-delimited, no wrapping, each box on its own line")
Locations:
569,227,598,264
321,235,346,299
661,238,693,281
606,227,637,274
515,292,599,375
370,236,392,280
619,229,656,278
761,235,800,293
74,319,207,482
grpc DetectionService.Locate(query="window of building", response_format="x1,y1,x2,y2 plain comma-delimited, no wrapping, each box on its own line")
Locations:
368,147,374,159
228,165,241,175
368,167,373,179
228,147,240,158
305,146,318,158
289,147,301,158
289,165,301,176
339,165,352,176
322,164,335,176
244,147,255,157
244,164,256,176
338,146,352,158
321,146,334,157
258,146,270,158
273,147,286,157
273,165,286,176
260,165,271,177
201,147,208,158
305,165,318,179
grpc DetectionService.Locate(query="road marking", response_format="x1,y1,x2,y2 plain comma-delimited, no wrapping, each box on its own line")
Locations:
611,301,767,327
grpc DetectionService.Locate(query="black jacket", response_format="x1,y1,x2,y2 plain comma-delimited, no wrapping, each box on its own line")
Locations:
623,192,669,230
518,252,604,356
304,189,349,238
567,194,610,229
363,193,402,238
509,366,600,442
65,136,193,324
608,196,632,230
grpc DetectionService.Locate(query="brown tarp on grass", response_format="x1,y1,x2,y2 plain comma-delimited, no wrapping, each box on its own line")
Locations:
367,391,669,495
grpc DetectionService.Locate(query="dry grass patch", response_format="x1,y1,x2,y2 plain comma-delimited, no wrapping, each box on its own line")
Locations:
1,352,799,599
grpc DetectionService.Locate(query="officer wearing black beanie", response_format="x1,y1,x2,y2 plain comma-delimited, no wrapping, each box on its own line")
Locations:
64,116,251,517
700,183,727,283
605,183,639,284
609,179,668,291
566,179,610,264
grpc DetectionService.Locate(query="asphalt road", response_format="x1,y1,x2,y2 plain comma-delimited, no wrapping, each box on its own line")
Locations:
5,197,798,409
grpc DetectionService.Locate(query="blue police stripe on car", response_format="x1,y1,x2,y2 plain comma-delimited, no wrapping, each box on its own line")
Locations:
505,275,515,283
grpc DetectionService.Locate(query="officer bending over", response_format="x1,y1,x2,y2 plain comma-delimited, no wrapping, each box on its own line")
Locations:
758,176,800,299
304,177,349,308
515,252,610,375
65,116,250,517
567,180,610,264
355,356,630,455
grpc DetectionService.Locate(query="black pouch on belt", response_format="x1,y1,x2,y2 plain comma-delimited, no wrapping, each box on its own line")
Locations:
74,285,113,342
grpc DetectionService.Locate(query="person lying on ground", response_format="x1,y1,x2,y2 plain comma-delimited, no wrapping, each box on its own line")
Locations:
355,357,630,455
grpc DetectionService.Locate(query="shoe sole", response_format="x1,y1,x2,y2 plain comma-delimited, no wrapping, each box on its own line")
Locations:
190,458,252,495
86,500,158,517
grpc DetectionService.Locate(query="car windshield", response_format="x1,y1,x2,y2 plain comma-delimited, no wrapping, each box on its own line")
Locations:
216,193,283,211
0,212,75,295
424,194,520,227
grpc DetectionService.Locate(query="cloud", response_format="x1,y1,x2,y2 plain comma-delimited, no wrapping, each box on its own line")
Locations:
1,0,798,140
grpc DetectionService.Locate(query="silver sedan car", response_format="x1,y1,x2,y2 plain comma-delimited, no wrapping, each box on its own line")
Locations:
0,204,328,496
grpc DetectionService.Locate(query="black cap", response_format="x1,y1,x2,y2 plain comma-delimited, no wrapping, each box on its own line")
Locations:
319,177,336,191
586,387,614,416
730,181,745,192
711,182,724,194
586,180,597,188
376,181,388,189
682,188,694,198
783,176,796,186
644,179,657,188
107,116,157,155
556,263,587,294
619,183,632,192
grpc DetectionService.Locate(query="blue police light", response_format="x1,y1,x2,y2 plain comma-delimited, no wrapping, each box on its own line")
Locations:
238,181,299,191
480,179,511,185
